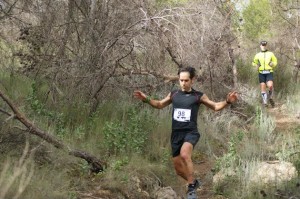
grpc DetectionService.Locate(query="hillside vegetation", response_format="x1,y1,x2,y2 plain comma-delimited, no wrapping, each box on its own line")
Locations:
0,0,299,199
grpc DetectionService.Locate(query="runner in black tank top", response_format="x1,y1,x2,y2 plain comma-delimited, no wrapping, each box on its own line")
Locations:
171,89,203,132
133,67,238,199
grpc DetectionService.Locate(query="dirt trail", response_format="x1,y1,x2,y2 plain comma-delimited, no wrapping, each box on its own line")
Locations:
194,158,215,199
173,157,215,199
267,104,299,131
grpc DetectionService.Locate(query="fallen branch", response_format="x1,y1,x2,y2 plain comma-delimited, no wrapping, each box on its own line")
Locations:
0,89,104,173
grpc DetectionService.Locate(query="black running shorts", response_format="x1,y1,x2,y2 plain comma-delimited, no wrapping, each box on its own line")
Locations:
259,73,273,83
171,130,200,157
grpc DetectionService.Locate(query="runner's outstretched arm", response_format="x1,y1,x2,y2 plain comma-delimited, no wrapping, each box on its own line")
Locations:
133,90,172,109
200,91,238,111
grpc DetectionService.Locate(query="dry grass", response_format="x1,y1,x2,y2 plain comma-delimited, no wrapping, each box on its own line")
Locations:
0,142,34,199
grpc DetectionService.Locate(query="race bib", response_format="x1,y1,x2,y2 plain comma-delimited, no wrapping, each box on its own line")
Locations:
173,108,191,122
261,70,271,74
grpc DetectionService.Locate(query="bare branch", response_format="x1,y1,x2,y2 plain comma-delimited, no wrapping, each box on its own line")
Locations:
116,69,178,83
166,46,182,68
0,107,11,116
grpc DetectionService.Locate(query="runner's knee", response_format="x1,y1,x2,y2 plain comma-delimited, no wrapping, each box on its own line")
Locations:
180,151,192,161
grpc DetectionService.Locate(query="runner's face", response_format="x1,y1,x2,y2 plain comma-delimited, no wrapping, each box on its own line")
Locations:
179,72,193,91
260,44,267,51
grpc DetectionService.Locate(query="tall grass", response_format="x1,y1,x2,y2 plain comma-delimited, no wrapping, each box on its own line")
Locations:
0,70,32,102
285,89,300,116
255,106,276,144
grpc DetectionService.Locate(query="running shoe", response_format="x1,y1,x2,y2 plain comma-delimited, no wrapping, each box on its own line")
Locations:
187,179,201,199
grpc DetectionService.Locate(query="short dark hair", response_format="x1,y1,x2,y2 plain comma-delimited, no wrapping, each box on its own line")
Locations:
260,41,267,46
178,66,196,79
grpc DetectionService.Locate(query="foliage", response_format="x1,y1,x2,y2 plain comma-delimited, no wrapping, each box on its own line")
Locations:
276,125,300,170
26,82,67,137
1,0,300,198
236,58,257,85
110,157,130,171
103,106,157,156
215,131,244,171
242,0,273,40
273,66,295,97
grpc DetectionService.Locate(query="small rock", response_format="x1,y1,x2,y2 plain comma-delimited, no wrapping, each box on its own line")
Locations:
154,187,177,199
250,161,297,185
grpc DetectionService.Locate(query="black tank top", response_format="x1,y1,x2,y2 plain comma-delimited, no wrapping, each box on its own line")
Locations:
171,89,204,132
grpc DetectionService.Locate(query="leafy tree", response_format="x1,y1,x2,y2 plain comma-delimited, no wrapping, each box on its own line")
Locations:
242,0,272,40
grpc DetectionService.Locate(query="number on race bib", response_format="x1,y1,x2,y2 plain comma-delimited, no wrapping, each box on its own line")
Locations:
173,108,191,122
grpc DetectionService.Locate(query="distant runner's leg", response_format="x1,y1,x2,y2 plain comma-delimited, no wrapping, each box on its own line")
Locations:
260,83,267,105
259,74,268,106
267,80,275,107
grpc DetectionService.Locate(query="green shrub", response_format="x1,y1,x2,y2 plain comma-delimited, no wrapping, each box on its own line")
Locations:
103,106,156,155
237,59,257,85
215,131,244,171
26,82,67,137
